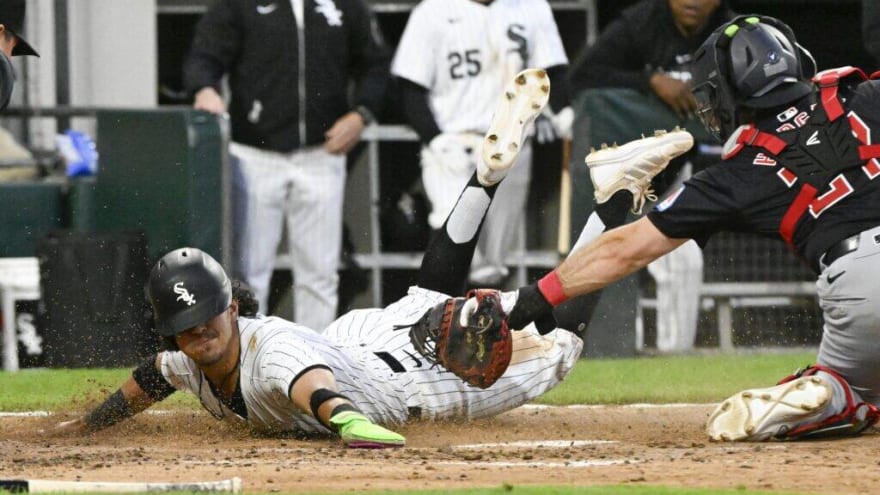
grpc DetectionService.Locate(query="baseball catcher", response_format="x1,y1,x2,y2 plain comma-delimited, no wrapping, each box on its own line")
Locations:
403,289,512,389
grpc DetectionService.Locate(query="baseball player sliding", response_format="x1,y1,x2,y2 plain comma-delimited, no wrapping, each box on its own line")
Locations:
392,0,573,288
50,70,582,448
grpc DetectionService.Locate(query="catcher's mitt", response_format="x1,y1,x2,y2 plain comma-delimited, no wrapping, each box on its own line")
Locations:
407,289,512,389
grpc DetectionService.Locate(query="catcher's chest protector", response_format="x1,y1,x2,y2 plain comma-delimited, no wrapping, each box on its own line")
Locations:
724,67,880,190
721,67,880,244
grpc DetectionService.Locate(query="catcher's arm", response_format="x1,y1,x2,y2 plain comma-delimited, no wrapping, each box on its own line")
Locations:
51,354,168,435
290,368,405,448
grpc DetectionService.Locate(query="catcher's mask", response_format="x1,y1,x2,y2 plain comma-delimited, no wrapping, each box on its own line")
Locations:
690,15,816,141
147,247,232,337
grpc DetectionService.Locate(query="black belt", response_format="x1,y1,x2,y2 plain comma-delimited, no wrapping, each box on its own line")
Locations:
373,351,422,420
821,234,860,267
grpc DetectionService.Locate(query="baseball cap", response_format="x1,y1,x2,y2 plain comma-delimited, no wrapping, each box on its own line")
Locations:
0,0,39,57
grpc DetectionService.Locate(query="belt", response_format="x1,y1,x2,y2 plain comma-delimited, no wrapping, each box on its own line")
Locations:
821,233,860,268
373,351,422,420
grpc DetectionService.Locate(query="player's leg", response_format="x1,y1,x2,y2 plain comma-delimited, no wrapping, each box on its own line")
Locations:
285,147,346,331
408,313,583,420
230,143,288,312
418,69,549,295
469,141,532,287
707,229,880,440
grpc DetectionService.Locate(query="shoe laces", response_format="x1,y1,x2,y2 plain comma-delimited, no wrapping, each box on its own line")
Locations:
629,185,657,215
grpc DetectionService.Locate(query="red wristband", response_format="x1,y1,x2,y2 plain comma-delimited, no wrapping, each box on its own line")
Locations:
537,271,567,306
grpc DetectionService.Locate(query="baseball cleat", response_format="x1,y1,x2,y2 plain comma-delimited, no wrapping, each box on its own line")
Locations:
586,128,694,214
706,376,833,441
479,68,550,186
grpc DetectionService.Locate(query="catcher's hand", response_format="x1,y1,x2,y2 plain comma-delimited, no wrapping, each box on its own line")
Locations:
329,410,405,449
408,289,512,389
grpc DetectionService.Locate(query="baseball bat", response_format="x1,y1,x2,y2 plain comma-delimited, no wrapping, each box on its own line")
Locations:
0,477,242,493
557,137,572,257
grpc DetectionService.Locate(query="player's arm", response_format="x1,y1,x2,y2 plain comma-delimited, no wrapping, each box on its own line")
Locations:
509,217,687,330
289,367,404,448
325,0,390,154
50,354,175,434
398,77,441,145
182,0,241,113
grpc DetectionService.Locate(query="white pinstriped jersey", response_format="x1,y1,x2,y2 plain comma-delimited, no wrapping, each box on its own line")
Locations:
391,0,567,133
323,287,582,421
159,317,411,434
160,287,582,433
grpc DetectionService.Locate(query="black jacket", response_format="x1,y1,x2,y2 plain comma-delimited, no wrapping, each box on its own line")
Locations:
184,0,389,152
569,0,733,94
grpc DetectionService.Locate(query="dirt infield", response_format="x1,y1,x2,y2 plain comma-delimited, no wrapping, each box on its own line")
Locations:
1,405,875,494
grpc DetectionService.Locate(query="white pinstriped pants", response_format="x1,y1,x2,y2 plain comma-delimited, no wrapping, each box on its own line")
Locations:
230,142,345,331
421,140,532,283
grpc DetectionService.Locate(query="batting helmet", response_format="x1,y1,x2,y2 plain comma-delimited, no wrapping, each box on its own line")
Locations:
690,15,816,141
148,247,232,337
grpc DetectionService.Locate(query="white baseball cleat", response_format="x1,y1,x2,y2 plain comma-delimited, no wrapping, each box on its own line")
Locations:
479,68,550,186
586,128,694,214
706,376,833,441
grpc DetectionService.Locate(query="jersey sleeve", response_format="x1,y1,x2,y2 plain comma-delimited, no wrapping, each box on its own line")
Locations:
159,350,201,394
251,330,332,399
529,1,568,69
647,165,748,246
390,4,436,88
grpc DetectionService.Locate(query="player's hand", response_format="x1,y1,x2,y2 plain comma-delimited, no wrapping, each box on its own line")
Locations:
535,106,574,144
508,283,557,335
324,111,366,155
425,133,479,175
329,410,405,448
193,87,226,115
649,73,697,120
39,418,88,436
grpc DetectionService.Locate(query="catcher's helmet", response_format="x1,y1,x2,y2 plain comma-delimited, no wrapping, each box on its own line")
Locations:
690,15,816,141
148,247,232,337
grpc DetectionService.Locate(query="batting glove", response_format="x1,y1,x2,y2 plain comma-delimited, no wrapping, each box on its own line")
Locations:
329,410,405,449
534,106,575,144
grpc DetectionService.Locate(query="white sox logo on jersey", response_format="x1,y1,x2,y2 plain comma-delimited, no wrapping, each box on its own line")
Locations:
174,282,197,306
315,0,342,26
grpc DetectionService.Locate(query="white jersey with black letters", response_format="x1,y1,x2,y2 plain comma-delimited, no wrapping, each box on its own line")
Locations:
391,0,567,133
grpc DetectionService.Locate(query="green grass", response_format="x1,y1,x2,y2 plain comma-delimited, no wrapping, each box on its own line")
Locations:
0,368,198,411
536,351,816,405
0,351,815,411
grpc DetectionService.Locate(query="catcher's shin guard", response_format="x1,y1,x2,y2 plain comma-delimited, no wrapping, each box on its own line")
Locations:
706,364,879,441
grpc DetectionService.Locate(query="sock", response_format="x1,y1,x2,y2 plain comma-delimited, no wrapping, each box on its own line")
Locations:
418,174,498,294
595,190,633,230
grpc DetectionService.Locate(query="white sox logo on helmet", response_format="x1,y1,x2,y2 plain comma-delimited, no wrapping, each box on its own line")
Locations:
174,282,197,306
